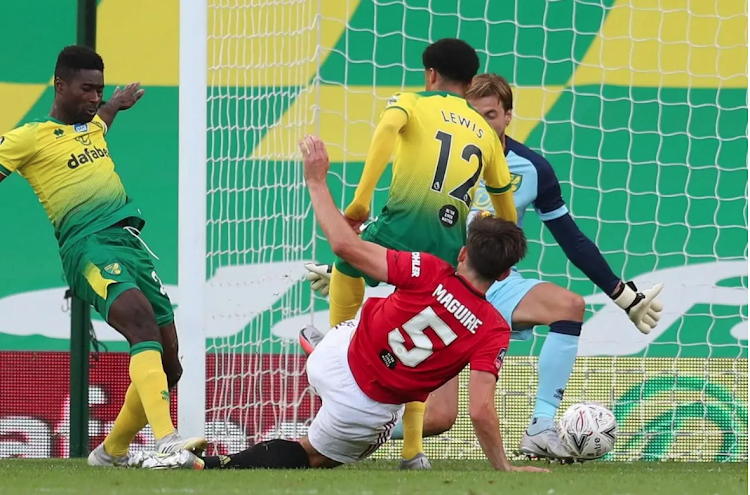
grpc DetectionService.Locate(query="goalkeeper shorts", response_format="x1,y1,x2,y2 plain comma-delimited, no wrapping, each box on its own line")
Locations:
486,268,545,341
60,224,174,327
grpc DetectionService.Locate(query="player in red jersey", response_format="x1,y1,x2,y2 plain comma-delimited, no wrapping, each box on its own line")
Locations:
128,136,547,473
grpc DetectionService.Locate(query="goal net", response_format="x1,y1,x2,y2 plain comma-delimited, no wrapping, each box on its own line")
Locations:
201,0,748,461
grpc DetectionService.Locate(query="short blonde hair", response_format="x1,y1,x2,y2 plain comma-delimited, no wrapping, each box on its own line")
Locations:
466,73,513,111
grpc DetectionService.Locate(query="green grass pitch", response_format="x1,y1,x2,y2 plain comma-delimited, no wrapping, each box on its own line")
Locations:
0,459,746,495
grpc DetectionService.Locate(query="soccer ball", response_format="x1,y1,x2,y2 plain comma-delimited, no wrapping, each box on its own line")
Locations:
558,402,618,460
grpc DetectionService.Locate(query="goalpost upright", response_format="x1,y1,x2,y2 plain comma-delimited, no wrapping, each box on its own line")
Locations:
177,0,208,439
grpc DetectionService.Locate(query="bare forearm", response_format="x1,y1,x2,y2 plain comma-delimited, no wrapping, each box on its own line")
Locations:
307,179,360,253
472,410,512,471
307,178,388,282
97,101,119,130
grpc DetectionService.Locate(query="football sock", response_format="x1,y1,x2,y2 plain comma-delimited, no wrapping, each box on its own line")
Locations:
390,421,404,440
532,321,581,426
401,401,426,460
328,266,365,327
527,417,555,435
129,342,175,440
202,440,310,469
103,383,147,457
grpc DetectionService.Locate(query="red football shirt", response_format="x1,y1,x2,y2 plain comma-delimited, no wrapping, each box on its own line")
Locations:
347,250,511,405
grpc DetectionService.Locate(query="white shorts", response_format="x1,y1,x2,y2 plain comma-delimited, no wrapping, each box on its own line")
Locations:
306,320,404,464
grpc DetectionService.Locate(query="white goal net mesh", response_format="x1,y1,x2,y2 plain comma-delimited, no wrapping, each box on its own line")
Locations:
204,0,748,461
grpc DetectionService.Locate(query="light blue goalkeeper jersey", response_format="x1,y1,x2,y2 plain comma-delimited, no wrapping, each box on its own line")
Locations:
470,136,568,227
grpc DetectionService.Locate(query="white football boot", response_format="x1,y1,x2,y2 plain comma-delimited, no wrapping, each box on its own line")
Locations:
155,432,208,456
87,443,129,467
129,450,205,470
398,453,432,470
518,421,572,461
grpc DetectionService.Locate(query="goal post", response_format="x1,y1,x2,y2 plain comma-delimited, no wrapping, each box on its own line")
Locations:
180,0,748,461
177,0,208,439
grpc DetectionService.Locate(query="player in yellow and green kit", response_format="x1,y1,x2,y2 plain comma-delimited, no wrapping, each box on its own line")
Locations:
302,39,518,469
0,46,206,466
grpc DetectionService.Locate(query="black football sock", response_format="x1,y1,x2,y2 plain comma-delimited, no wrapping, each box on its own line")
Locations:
201,439,311,470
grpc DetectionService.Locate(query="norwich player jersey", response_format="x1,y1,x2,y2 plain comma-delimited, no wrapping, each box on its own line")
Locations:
0,115,143,251
365,91,512,264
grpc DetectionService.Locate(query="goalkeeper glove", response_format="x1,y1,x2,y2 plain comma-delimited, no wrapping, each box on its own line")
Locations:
611,281,664,334
304,263,332,296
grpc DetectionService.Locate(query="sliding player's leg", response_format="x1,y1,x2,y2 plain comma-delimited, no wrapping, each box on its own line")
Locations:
488,273,584,458
143,319,402,472
130,437,324,470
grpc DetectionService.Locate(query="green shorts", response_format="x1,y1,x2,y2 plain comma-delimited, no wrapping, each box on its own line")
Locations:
61,225,174,326
334,219,458,287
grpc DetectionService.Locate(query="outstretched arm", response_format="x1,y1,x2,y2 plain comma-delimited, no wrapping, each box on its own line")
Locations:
469,370,548,473
344,108,407,228
300,136,389,283
97,83,145,130
544,214,621,295
536,159,663,333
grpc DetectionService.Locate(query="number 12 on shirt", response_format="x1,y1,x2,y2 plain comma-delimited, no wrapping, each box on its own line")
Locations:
431,130,483,207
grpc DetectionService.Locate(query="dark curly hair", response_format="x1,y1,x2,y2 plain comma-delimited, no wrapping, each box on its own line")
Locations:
422,38,480,85
54,45,104,81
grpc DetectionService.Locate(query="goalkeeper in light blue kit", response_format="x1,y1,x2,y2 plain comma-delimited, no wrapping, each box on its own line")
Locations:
304,73,665,462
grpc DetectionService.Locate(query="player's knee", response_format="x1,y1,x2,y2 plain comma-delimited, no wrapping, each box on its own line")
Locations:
424,405,458,436
129,306,161,344
556,290,585,322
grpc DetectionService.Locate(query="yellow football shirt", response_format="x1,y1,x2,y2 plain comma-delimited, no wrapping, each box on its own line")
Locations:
0,115,143,251
361,91,512,264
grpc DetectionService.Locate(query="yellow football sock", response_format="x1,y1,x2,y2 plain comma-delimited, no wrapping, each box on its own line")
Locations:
129,343,175,440
103,383,147,457
329,266,365,327
402,401,426,460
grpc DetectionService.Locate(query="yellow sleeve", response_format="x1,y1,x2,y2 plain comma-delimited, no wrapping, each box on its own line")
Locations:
483,138,517,224
344,93,414,220
0,125,36,176
92,114,109,136
490,189,517,224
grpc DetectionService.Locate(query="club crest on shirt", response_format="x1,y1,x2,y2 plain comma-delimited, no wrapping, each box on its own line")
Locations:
74,123,89,133
75,135,92,146
104,263,122,276
510,173,523,192
494,348,507,370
